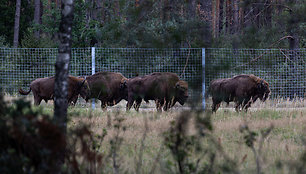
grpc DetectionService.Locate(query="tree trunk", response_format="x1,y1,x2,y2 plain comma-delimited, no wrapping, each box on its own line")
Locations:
135,0,140,7
288,32,299,98
244,2,252,28
85,0,92,45
96,0,105,24
188,0,196,19
34,0,41,39
287,0,299,98
226,0,232,33
211,0,216,37
233,0,239,33
289,33,299,51
114,0,120,16
163,0,169,22
53,0,74,172
13,0,21,47
275,0,283,15
200,0,212,22
265,0,272,27
219,0,224,34
239,1,244,32
215,0,220,38
85,0,91,28
55,0,62,7
253,2,260,28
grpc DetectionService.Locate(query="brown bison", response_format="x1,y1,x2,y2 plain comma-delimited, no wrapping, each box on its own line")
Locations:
81,72,128,111
123,72,188,112
19,76,88,105
208,74,270,112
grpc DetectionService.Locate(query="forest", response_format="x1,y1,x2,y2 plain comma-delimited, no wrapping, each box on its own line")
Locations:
0,1,306,174
0,0,305,49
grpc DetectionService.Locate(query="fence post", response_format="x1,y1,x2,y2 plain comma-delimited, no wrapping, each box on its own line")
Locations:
202,48,206,110
91,47,95,110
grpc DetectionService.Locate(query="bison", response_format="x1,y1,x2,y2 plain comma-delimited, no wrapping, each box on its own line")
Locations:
208,74,270,112
123,72,188,112
19,76,88,105
81,72,128,111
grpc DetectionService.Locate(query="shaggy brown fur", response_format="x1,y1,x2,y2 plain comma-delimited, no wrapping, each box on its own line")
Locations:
82,72,128,111
19,76,87,105
124,72,188,112
208,74,270,112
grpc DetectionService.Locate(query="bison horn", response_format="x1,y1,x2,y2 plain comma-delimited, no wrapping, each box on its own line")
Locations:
80,79,86,86
120,79,127,89
257,80,264,89
176,81,186,90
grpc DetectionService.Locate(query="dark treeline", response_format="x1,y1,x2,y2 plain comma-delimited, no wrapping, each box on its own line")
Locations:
0,0,305,48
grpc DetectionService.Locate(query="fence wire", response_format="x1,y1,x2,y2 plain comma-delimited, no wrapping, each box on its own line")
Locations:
0,48,305,103
205,48,305,98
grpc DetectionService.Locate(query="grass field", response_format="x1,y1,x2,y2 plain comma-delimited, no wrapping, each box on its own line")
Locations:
55,107,306,173
4,95,306,173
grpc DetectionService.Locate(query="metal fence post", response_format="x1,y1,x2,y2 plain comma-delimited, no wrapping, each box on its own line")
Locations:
202,48,206,110
91,47,95,110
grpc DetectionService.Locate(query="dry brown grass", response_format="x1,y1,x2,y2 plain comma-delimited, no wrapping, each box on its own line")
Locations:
6,94,306,110
67,107,305,173
5,94,306,173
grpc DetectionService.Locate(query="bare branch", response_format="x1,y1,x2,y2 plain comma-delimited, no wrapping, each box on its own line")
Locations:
234,36,294,69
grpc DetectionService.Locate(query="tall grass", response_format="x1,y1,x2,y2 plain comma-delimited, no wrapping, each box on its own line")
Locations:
66,108,305,173
5,94,306,110
1,94,306,173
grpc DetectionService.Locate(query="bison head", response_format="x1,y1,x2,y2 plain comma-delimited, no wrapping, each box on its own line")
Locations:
175,80,188,105
79,80,91,102
120,78,129,100
257,80,270,101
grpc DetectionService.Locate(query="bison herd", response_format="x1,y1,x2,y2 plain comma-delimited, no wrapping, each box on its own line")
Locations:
19,72,270,112
19,72,188,112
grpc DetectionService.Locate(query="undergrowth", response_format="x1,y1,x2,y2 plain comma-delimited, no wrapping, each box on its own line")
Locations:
0,90,305,174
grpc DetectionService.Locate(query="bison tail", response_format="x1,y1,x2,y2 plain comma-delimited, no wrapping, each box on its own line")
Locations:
19,88,31,95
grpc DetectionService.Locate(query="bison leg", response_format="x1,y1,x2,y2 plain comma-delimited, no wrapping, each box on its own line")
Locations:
213,103,221,112
69,95,79,106
212,98,221,112
163,100,170,111
170,98,177,108
126,98,134,111
234,102,241,112
163,98,173,111
155,99,164,112
33,95,42,105
101,102,107,111
163,101,169,111
133,98,142,111
164,97,176,111
242,98,253,112
244,104,251,112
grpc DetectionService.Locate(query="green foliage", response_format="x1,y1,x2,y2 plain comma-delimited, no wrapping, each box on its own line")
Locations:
0,35,9,47
0,0,33,46
1,0,305,48
21,31,58,48
239,125,258,147
0,92,104,173
163,111,239,174
0,95,63,173
2,0,211,48
213,0,306,49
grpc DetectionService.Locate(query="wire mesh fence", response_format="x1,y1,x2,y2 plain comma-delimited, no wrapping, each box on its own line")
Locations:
0,47,305,104
205,48,306,99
